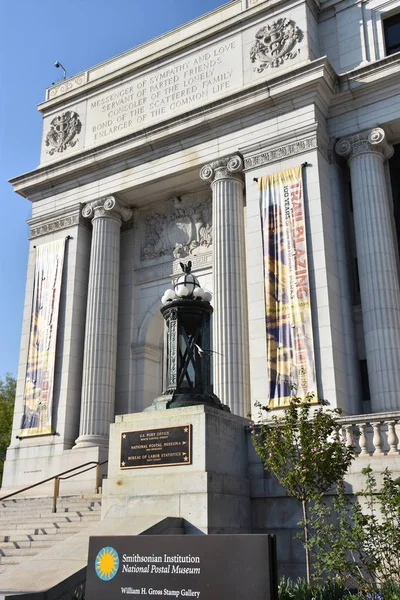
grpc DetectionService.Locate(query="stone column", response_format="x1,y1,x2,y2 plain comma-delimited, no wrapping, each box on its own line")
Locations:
335,127,400,412
75,196,132,448
200,155,251,416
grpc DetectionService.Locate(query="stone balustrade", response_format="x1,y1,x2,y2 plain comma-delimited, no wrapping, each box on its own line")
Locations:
338,411,400,457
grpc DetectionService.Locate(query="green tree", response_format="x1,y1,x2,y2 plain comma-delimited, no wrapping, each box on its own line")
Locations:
0,373,16,485
309,467,400,593
251,395,355,583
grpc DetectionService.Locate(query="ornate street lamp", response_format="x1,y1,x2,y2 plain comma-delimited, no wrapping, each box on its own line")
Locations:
146,262,229,411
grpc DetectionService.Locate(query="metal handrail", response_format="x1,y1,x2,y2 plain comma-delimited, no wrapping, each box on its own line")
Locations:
0,460,108,513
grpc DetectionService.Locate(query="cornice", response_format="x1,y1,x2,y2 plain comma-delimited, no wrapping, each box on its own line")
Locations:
10,57,337,201
337,52,400,93
329,53,400,120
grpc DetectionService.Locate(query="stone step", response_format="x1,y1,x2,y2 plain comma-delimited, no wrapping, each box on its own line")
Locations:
0,541,53,550
0,497,101,508
0,513,99,527
0,507,101,519
0,548,41,560
0,494,102,579
0,515,99,531
0,531,81,543
0,500,101,510
0,499,102,507
0,554,35,565
0,522,96,537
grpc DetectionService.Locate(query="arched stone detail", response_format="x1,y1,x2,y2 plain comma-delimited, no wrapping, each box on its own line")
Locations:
132,299,165,411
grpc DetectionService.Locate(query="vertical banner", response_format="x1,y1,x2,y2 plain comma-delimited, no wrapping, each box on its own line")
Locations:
259,166,317,408
19,239,66,437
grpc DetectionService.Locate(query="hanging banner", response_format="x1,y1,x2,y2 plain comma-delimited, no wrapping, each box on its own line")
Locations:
19,239,66,437
259,166,317,408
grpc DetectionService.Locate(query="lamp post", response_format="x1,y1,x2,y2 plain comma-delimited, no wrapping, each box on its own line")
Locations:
146,262,229,412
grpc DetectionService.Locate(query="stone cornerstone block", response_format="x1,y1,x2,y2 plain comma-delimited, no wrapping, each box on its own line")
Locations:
101,405,251,534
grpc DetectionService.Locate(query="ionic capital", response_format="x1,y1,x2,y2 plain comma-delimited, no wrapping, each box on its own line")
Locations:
335,127,393,163
200,154,244,185
82,196,132,223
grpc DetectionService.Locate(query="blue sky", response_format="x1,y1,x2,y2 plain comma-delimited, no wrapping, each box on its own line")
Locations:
0,0,229,377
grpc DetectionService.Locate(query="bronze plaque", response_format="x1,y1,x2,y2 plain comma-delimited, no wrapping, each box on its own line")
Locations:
120,425,192,469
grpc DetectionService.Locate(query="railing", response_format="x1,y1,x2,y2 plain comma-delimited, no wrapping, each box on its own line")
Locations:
338,411,400,457
0,460,108,513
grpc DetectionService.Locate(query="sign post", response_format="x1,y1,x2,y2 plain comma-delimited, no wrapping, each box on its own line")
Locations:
86,534,278,600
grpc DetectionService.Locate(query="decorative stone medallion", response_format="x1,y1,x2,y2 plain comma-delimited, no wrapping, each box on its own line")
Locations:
250,18,303,72
45,111,82,155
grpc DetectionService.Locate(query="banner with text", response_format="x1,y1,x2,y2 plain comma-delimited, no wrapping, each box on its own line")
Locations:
19,239,66,437
259,166,317,408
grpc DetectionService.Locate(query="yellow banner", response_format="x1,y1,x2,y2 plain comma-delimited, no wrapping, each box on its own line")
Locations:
19,239,66,437
259,166,317,408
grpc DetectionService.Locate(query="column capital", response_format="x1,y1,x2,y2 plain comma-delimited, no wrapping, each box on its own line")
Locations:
200,154,244,184
335,127,393,162
82,195,132,223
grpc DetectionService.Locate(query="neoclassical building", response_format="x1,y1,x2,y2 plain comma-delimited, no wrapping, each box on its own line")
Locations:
3,0,400,493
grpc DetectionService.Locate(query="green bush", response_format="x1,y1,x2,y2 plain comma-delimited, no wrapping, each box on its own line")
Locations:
278,577,400,599
251,395,354,582
278,577,353,599
309,467,400,592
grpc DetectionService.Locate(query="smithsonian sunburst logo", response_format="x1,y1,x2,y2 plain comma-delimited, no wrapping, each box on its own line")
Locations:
95,546,120,581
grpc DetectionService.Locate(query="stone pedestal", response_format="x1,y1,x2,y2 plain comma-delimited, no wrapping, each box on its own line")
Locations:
102,405,251,534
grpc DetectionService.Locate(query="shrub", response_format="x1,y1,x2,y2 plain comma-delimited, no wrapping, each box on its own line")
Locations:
251,395,354,582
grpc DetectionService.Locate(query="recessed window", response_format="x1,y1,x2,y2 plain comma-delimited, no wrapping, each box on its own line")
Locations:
359,360,371,402
384,13,400,56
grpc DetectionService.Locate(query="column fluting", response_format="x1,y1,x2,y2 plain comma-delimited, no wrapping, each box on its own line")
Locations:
336,127,400,412
75,196,132,448
200,155,251,416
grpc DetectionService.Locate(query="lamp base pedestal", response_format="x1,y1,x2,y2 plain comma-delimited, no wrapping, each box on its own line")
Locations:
145,392,230,412
102,404,250,533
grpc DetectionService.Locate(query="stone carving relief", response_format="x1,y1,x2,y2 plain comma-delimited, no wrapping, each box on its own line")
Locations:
250,18,303,72
335,128,393,162
141,195,212,262
45,111,82,155
244,135,317,169
48,75,85,100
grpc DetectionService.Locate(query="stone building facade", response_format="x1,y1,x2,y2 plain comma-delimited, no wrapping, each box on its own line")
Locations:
2,0,400,572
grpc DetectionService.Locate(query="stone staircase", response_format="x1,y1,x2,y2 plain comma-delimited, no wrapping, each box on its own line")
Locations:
0,495,102,577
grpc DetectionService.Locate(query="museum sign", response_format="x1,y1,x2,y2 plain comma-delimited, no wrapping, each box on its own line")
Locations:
86,534,278,599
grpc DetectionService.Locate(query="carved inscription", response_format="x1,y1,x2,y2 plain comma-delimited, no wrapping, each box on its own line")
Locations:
86,35,242,146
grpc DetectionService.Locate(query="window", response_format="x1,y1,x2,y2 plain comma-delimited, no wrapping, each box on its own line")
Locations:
359,360,371,402
384,13,400,55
